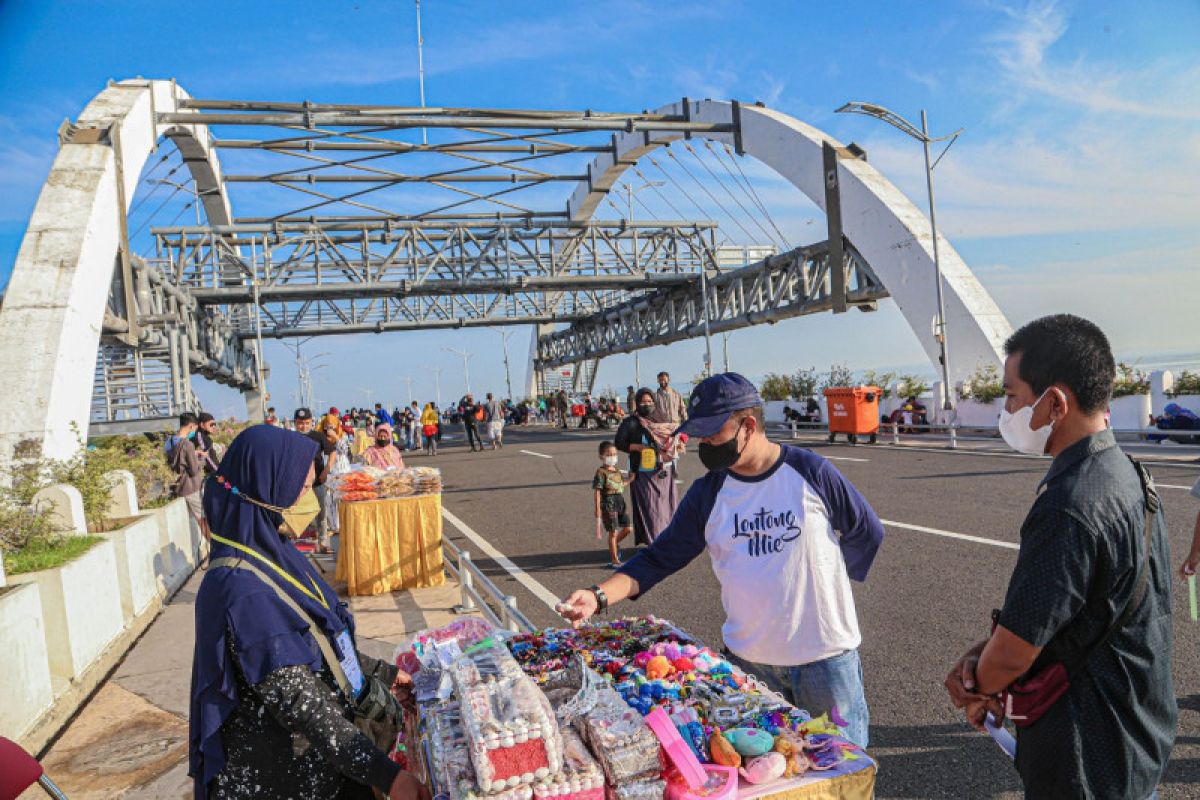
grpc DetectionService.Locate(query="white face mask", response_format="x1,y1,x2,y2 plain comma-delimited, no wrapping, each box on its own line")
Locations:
602,455,618,467
998,389,1054,455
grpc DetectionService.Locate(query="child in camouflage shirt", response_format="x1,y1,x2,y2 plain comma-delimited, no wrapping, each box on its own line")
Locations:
592,441,634,568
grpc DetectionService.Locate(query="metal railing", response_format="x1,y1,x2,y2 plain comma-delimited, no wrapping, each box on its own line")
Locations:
442,537,536,633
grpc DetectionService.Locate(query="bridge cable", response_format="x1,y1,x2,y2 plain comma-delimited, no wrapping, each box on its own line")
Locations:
706,141,792,250
130,183,186,239
683,142,784,251
645,155,719,231
717,143,792,249
664,144,761,245
128,161,185,216
633,168,689,221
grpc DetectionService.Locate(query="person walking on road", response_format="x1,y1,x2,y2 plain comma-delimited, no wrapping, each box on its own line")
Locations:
593,441,634,568
626,385,637,415
555,390,570,429
485,392,505,449
460,394,485,452
561,373,884,749
421,402,440,456
652,371,687,424
614,388,679,545
944,314,1176,800
189,425,431,800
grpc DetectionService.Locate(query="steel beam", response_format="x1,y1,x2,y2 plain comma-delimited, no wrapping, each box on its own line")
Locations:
535,243,889,369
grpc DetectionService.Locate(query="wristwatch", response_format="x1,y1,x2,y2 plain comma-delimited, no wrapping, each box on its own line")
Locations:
588,584,609,614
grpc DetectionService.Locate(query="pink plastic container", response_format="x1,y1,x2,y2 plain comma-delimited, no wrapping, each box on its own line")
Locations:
644,708,738,800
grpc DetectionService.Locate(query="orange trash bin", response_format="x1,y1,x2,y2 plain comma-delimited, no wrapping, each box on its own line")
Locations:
823,386,882,445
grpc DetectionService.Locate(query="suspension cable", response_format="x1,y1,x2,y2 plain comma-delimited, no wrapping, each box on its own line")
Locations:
634,168,688,221
717,142,791,249
684,142,783,250
664,144,760,244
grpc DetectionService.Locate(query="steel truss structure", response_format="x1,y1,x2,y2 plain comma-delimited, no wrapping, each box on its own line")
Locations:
94,255,261,428
150,220,720,338
535,243,888,370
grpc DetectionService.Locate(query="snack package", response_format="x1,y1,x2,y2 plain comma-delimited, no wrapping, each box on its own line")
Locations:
576,685,662,785
606,777,667,800
532,727,605,800
451,641,565,792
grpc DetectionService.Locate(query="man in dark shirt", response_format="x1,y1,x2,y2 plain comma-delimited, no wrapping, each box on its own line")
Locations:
294,407,334,550
945,314,1176,799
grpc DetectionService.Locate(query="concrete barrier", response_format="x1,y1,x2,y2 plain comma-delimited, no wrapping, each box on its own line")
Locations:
108,512,166,619
11,539,126,681
0,497,203,751
0,582,55,741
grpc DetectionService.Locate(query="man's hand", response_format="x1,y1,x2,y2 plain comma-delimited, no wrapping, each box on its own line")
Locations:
557,589,599,628
389,771,431,800
1179,554,1198,581
945,639,1001,725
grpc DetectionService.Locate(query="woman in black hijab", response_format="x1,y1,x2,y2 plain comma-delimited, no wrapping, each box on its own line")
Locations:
189,424,430,800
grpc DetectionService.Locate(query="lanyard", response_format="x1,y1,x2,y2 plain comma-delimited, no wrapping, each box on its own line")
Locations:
210,533,329,610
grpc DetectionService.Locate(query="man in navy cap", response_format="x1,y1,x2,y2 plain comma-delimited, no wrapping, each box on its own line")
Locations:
559,372,885,748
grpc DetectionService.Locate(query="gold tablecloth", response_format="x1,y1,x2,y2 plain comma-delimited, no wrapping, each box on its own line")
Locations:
336,493,446,596
751,764,876,800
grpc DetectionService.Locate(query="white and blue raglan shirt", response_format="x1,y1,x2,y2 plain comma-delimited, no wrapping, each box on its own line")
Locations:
619,444,885,667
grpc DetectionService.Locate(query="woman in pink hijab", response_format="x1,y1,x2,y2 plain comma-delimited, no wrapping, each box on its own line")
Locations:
362,423,405,470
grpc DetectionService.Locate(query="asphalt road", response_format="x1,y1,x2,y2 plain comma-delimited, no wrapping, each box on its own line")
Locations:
420,423,1200,799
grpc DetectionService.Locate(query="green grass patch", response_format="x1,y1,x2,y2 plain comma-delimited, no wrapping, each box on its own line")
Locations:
6,535,104,575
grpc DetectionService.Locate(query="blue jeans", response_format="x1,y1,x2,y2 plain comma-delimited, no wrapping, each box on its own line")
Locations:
724,648,870,749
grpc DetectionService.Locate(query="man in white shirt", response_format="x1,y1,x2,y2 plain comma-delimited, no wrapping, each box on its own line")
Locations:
559,373,885,747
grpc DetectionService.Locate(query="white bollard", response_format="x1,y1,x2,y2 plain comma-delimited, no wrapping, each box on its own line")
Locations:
0,550,6,588
455,550,479,614
1150,371,1173,418
104,469,139,519
32,483,88,535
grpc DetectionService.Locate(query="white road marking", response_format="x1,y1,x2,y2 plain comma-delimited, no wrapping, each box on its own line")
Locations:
441,507,563,612
881,519,1020,551
823,455,870,463
519,449,554,459
1160,484,1196,491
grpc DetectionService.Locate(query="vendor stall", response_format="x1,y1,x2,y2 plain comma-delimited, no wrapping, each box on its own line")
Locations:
332,466,446,596
392,617,875,800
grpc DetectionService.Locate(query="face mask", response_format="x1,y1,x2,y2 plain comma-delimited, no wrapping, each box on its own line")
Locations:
602,455,618,467
376,437,391,446
188,430,197,440
636,404,654,418
279,488,320,538
998,389,1054,456
699,420,747,472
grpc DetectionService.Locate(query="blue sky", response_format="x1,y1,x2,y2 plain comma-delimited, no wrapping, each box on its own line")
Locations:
1,0,1197,417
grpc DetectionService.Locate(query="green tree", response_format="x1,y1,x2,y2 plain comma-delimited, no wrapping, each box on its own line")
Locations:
896,374,931,399
958,364,1004,402
822,363,854,390
1111,363,1149,398
792,367,820,398
760,373,794,401
1170,370,1200,396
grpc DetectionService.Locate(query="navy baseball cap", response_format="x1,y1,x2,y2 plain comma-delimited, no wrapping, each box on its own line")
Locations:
294,407,313,421
674,373,762,438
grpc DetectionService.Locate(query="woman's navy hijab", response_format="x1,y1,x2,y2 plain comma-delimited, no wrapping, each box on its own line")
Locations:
189,424,357,796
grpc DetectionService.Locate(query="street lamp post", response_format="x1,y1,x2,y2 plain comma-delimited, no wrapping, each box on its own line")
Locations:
835,102,960,412
497,331,514,400
444,347,473,396
625,180,664,220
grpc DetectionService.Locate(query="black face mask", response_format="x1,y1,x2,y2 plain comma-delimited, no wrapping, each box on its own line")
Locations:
698,420,747,472
636,404,654,418
375,437,391,446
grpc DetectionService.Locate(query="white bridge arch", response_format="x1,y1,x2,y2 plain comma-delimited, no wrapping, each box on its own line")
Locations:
0,80,237,466
553,98,1012,395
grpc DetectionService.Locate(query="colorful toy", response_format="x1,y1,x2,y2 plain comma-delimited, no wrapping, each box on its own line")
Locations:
772,734,806,778
645,655,674,680
707,733,741,768
723,727,774,757
738,752,787,784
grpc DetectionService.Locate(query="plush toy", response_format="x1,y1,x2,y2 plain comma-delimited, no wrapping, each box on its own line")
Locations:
738,752,786,784
661,642,682,662
672,657,695,674
772,734,806,778
708,732,741,768
633,652,653,669
645,655,674,680
723,728,775,757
